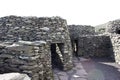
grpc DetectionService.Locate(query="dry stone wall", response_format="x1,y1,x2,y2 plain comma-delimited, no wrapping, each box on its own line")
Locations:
106,20,120,64
0,16,73,80
78,35,113,57
68,25,115,58
0,41,53,80
0,16,70,43
68,25,95,40
68,25,95,56
110,34,120,64
106,20,120,33
94,19,120,63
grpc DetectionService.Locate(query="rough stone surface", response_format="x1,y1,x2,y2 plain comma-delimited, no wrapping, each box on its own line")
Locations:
0,15,120,79
78,35,113,57
96,19,120,64
0,16,71,43
110,34,120,64
106,19,120,33
68,25,96,56
0,41,53,80
68,25,95,40
0,15,73,80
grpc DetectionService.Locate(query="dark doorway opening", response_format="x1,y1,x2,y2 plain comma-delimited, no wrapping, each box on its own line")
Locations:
51,43,64,70
72,40,78,56
116,30,120,34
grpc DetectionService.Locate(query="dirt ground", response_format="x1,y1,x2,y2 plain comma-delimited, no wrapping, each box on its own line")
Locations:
53,57,120,80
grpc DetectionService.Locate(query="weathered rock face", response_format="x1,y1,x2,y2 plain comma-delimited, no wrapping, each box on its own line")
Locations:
78,35,113,57
0,16,73,80
68,25,95,40
0,41,53,80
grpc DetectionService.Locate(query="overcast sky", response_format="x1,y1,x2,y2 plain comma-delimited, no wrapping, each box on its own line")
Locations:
0,0,120,26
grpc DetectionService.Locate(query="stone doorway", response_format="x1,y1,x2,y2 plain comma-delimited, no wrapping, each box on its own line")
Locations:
51,43,64,70
116,30,120,34
72,40,78,56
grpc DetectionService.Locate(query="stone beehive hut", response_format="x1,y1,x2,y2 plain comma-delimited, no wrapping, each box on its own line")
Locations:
68,25,95,56
68,25,113,58
105,20,120,64
0,16,73,80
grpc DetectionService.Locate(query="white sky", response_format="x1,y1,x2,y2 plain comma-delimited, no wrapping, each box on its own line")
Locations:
0,0,120,26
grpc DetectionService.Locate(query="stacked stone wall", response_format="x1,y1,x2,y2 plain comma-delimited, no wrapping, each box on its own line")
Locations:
0,41,53,80
106,20,120,33
78,35,113,57
106,20,120,63
0,16,70,42
110,34,120,64
68,25,95,40
68,25,96,56
0,16,73,80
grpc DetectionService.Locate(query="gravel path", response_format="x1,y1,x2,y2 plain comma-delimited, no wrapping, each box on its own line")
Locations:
81,57,120,80
53,57,120,80
53,57,88,80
